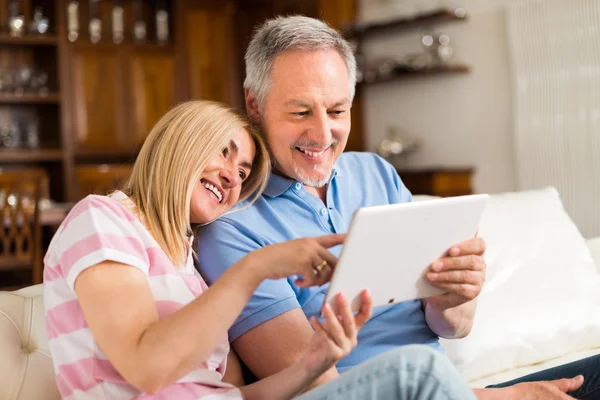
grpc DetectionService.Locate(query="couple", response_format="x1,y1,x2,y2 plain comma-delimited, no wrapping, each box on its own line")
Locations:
43,15,599,400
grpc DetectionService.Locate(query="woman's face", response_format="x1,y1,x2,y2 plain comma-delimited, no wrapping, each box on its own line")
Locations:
190,128,256,224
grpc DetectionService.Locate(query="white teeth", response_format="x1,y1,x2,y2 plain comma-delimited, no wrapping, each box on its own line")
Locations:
300,149,325,157
202,182,223,202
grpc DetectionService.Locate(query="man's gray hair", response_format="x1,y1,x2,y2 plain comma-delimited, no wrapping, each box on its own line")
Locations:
244,15,357,107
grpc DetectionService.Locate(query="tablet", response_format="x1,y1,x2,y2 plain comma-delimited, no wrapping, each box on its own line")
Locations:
323,194,489,313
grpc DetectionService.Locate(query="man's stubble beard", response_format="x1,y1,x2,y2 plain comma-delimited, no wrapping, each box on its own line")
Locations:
259,119,334,188
293,162,332,188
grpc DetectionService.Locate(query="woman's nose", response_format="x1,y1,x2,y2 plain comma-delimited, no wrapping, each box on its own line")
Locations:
220,167,241,188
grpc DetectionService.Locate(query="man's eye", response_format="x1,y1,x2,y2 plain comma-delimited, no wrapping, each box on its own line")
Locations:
293,111,309,117
330,110,345,116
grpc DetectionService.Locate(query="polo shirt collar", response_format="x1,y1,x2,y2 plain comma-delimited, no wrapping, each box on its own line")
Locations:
263,167,341,198
263,173,295,197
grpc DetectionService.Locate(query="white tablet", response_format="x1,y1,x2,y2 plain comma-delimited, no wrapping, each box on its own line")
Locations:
324,194,489,313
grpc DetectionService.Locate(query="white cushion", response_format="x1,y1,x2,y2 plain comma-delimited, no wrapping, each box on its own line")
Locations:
0,285,60,400
587,237,600,273
439,187,600,382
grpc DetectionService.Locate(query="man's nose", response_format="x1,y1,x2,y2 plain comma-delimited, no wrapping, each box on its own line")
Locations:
220,166,241,189
309,112,332,145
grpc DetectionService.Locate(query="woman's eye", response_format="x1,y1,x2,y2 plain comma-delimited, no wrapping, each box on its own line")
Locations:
222,147,229,157
239,170,247,180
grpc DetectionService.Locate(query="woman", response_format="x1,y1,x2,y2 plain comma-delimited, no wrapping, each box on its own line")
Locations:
43,100,477,400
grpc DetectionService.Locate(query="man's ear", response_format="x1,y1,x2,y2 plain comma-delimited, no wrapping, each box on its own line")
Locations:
245,88,261,125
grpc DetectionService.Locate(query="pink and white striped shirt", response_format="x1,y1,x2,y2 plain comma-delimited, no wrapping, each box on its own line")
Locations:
43,192,243,399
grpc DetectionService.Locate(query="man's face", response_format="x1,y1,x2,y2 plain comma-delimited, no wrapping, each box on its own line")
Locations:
259,49,351,187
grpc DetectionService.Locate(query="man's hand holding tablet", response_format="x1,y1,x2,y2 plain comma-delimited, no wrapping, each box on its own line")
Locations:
323,194,490,314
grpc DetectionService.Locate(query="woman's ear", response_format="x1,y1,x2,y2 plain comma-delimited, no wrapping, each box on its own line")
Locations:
245,88,261,125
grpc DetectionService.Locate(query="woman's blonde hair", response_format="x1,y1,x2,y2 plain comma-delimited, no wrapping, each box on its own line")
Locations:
122,100,270,267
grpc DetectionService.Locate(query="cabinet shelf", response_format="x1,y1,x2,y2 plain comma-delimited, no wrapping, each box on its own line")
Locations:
74,149,139,162
0,93,61,104
345,8,467,39
0,149,63,163
360,64,471,86
0,34,58,46
70,40,174,53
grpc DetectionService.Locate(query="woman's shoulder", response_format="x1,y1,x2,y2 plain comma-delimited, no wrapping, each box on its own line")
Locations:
63,192,138,228
44,193,152,284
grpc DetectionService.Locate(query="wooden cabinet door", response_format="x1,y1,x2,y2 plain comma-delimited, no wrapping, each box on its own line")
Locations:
319,0,356,31
177,0,238,105
71,49,127,152
130,52,175,146
273,0,319,17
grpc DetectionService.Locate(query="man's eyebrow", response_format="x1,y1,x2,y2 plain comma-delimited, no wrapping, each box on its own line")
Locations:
330,99,350,108
283,99,311,108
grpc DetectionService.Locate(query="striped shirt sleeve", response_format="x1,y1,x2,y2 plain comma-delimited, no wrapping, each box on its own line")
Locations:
55,195,151,290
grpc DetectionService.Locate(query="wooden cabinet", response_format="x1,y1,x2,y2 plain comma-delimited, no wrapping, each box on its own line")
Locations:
70,45,175,154
397,167,473,197
176,0,238,105
0,1,66,201
71,48,124,152
130,51,175,143
1,0,362,205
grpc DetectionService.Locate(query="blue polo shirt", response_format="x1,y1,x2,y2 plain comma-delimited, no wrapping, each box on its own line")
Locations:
196,152,441,372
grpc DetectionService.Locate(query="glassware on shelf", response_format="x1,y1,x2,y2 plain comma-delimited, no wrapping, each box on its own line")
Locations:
112,0,125,44
421,30,455,66
8,0,25,37
0,68,8,92
28,6,50,35
0,65,49,95
89,0,103,44
133,0,147,43
30,68,50,95
0,120,40,149
377,126,420,167
26,120,40,149
14,66,33,96
155,0,169,45
67,1,80,42
0,124,21,148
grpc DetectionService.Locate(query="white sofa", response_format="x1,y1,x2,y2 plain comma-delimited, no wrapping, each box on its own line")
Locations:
1,187,599,399
465,235,600,387
436,187,600,387
0,285,60,400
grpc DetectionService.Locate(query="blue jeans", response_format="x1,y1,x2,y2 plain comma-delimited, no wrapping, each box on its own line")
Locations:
488,354,600,399
296,345,477,400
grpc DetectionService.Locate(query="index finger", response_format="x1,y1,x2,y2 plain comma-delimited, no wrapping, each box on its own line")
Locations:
315,234,346,248
448,236,486,257
354,290,372,328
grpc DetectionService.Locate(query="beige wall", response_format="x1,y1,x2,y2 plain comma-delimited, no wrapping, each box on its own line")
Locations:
358,0,517,194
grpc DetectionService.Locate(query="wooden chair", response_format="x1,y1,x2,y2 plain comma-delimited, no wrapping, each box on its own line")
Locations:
0,170,44,285
76,164,133,199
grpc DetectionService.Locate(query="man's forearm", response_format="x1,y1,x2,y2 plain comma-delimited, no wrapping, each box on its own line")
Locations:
240,361,338,399
423,298,477,339
239,362,314,400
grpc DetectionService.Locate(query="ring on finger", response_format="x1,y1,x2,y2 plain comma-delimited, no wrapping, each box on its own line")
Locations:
314,260,328,274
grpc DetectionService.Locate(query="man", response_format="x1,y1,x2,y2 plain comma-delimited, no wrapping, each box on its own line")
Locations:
197,15,599,399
